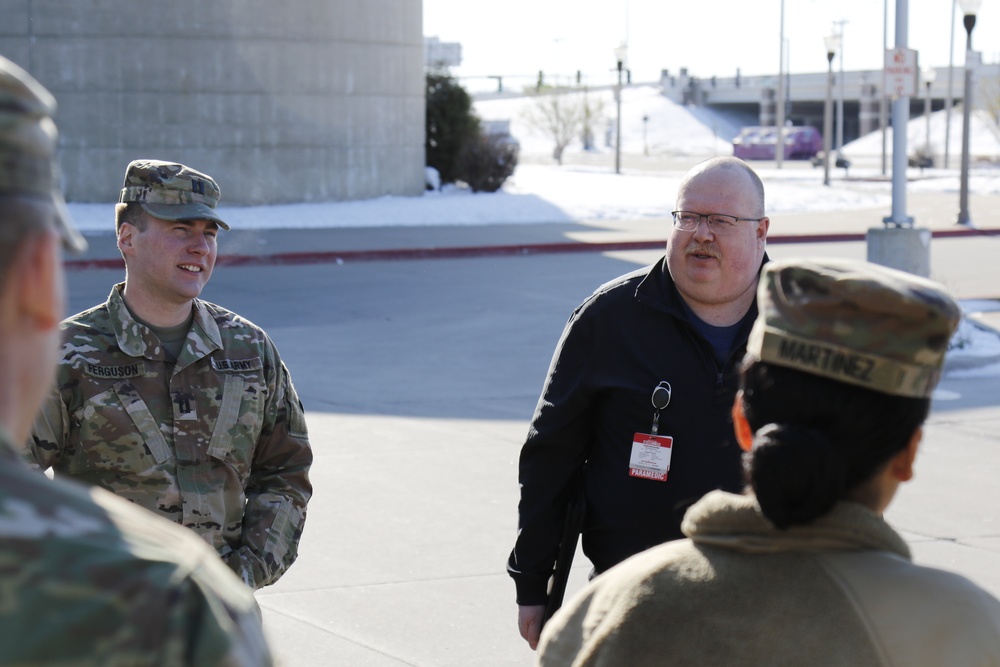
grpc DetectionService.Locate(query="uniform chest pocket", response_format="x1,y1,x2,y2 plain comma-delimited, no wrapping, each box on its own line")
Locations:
70,382,172,474
206,374,264,480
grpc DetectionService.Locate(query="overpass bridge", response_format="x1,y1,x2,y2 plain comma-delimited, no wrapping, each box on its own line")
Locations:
659,64,997,144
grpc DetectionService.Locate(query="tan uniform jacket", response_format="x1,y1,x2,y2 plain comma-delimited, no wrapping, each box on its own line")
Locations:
539,491,1000,666
28,284,313,589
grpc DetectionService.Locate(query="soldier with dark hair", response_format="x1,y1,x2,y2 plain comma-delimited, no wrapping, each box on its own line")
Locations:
26,158,313,590
0,54,272,665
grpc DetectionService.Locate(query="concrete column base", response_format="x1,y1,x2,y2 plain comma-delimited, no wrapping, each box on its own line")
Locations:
866,227,931,277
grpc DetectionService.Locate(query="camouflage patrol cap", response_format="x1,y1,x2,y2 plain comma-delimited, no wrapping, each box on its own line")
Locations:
118,159,229,230
747,258,961,398
0,55,86,253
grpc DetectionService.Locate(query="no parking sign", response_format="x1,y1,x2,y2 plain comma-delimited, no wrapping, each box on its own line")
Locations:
885,48,918,98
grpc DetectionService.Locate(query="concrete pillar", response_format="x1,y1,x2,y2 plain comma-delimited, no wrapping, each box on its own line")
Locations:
859,83,880,137
866,227,931,277
682,78,706,106
759,88,776,126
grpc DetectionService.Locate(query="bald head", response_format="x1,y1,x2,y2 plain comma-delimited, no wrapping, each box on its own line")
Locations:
677,157,765,218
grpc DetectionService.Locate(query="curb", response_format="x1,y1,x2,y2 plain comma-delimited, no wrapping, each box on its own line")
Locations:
65,226,1000,270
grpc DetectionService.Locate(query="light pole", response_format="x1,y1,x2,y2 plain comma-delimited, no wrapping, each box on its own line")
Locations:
834,20,847,162
945,0,957,169
923,66,937,165
823,32,841,186
614,43,628,175
776,0,786,169
957,0,983,226
881,0,888,175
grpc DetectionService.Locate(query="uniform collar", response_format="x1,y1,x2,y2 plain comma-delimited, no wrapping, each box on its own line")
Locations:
107,283,223,361
683,490,911,560
635,253,769,324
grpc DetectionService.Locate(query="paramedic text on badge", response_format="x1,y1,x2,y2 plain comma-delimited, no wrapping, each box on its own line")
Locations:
629,433,673,482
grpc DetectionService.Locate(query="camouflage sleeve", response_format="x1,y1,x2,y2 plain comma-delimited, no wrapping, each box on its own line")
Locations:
227,343,313,589
9,559,274,666
24,385,70,469
0,468,274,666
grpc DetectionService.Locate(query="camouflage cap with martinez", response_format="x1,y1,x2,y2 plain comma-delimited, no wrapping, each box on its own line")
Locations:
0,54,86,253
747,258,962,398
118,159,229,230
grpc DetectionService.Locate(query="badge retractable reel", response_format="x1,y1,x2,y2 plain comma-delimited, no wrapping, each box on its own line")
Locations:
629,381,674,483
650,380,672,435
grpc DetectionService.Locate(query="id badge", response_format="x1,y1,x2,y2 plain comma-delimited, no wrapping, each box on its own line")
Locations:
629,433,673,482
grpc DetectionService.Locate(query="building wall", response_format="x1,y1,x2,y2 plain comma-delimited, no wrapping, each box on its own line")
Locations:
0,0,425,205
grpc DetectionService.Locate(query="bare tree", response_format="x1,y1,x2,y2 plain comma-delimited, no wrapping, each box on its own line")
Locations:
580,89,607,151
520,87,587,165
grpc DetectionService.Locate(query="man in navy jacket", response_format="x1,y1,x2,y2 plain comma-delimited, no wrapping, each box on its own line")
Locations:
509,157,770,649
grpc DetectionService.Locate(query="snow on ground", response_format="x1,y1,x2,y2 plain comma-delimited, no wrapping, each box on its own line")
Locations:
475,86,753,158
67,161,900,231
948,313,1000,380
65,85,1000,375
843,106,1000,163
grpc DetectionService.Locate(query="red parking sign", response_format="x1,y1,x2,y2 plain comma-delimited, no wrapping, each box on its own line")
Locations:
885,48,918,98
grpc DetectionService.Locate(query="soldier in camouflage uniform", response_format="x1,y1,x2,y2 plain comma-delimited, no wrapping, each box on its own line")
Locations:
26,159,313,590
0,54,272,664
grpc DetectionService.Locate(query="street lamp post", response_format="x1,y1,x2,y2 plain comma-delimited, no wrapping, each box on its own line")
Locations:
823,33,841,186
834,20,847,162
776,0,786,169
614,43,628,175
945,0,957,169
957,0,982,225
923,66,937,165
881,0,889,175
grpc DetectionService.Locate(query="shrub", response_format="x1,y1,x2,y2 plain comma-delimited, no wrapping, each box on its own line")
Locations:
909,144,934,169
459,133,519,193
426,74,480,185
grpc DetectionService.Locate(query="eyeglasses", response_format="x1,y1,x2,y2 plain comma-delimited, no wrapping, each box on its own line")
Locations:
671,211,764,236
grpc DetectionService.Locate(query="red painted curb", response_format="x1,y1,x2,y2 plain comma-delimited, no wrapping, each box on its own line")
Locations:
65,227,1000,270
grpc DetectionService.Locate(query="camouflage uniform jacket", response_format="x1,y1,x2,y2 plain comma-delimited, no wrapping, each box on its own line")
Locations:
28,284,313,589
0,429,273,665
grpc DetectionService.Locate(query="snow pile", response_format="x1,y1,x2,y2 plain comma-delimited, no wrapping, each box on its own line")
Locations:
475,86,752,158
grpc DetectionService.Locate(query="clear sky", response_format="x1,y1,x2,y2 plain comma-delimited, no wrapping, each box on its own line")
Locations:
424,0,1000,89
